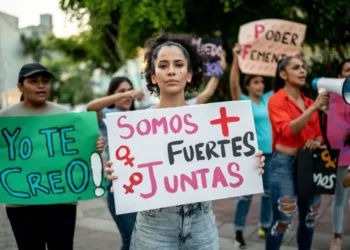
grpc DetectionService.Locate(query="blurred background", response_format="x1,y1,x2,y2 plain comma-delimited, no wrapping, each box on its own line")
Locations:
0,0,349,110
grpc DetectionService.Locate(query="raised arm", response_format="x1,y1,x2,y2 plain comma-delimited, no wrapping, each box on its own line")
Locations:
195,77,220,104
229,44,242,101
87,90,143,124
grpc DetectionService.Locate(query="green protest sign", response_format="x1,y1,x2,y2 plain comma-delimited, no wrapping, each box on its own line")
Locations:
0,112,106,205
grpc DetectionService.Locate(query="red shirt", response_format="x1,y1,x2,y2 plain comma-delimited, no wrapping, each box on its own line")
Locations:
268,89,323,151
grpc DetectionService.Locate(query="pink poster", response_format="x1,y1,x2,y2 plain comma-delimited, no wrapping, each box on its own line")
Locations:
238,19,307,77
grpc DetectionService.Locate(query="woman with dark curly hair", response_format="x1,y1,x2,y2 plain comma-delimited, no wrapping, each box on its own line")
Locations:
105,33,265,250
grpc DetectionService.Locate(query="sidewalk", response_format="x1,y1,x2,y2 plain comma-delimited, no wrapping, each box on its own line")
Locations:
0,194,349,250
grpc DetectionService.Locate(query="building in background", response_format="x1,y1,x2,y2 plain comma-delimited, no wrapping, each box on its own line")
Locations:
20,14,53,39
0,12,53,108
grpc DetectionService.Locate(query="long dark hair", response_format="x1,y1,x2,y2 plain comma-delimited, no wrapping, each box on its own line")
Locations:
337,59,350,77
106,76,135,110
273,56,294,92
242,74,262,95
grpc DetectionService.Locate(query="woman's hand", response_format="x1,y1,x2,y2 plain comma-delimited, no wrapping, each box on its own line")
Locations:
105,161,118,193
95,136,104,153
124,90,144,101
256,150,265,175
303,139,321,150
232,43,241,57
312,93,330,110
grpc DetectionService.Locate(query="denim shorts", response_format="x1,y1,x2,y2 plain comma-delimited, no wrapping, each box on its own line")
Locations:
130,202,219,250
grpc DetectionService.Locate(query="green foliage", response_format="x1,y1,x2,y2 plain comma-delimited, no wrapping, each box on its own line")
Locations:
20,34,47,62
42,57,94,106
58,75,94,106
57,0,350,101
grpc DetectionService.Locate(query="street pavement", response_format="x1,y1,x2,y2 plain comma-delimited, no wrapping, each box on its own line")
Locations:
1,194,349,250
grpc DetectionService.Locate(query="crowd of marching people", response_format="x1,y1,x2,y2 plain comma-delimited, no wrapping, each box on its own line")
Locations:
1,30,350,250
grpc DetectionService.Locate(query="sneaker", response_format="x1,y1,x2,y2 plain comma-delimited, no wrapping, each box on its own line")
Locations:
234,230,246,249
329,238,342,250
258,227,268,239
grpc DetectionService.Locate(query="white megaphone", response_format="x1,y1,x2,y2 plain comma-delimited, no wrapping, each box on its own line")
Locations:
312,76,350,106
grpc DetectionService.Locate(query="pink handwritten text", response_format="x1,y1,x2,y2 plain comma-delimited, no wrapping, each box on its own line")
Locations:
140,161,244,199
117,114,199,139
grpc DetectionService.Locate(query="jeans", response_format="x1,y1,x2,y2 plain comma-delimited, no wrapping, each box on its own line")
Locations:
234,154,272,230
130,202,219,250
332,166,349,234
107,179,137,250
265,152,321,250
6,204,76,250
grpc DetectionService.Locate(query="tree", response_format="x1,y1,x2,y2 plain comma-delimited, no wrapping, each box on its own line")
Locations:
20,34,47,62
42,57,95,106
59,0,349,60
58,0,349,101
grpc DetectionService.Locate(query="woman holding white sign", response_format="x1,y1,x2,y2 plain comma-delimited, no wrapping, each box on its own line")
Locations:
229,43,273,247
87,76,144,250
104,33,266,250
266,56,329,250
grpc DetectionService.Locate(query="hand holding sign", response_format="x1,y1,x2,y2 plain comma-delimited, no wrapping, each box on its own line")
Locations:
105,101,266,215
0,112,106,204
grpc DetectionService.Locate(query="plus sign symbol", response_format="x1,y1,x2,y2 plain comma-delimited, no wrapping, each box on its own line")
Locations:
210,107,240,137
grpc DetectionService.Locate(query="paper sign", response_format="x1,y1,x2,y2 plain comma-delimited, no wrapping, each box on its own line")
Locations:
193,37,224,77
0,112,106,205
238,19,306,76
106,101,263,215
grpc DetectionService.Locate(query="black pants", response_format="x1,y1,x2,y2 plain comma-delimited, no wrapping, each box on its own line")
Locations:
6,204,76,250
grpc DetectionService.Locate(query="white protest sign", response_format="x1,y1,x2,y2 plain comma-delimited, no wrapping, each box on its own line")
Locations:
106,101,263,215
238,19,307,76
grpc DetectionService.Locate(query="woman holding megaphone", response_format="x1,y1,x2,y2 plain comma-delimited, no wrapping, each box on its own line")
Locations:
266,56,329,250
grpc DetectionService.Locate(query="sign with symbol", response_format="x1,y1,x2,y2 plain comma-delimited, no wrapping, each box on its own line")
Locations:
238,19,306,76
296,148,340,199
106,101,263,215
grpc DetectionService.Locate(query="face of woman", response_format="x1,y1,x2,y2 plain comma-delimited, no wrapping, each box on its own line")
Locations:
18,74,51,106
339,62,350,78
246,76,264,97
151,46,192,96
280,57,307,87
113,81,134,110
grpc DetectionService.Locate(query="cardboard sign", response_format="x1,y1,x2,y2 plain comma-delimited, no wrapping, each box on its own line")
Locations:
106,101,263,215
193,37,224,77
0,112,106,205
238,19,306,76
296,148,339,199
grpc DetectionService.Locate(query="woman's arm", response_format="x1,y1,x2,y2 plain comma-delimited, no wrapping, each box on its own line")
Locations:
289,105,319,135
195,77,220,104
229,44,242,101
87,92,128,124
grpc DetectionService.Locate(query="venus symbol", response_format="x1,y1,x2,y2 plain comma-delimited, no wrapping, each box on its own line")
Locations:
90,152,105,197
